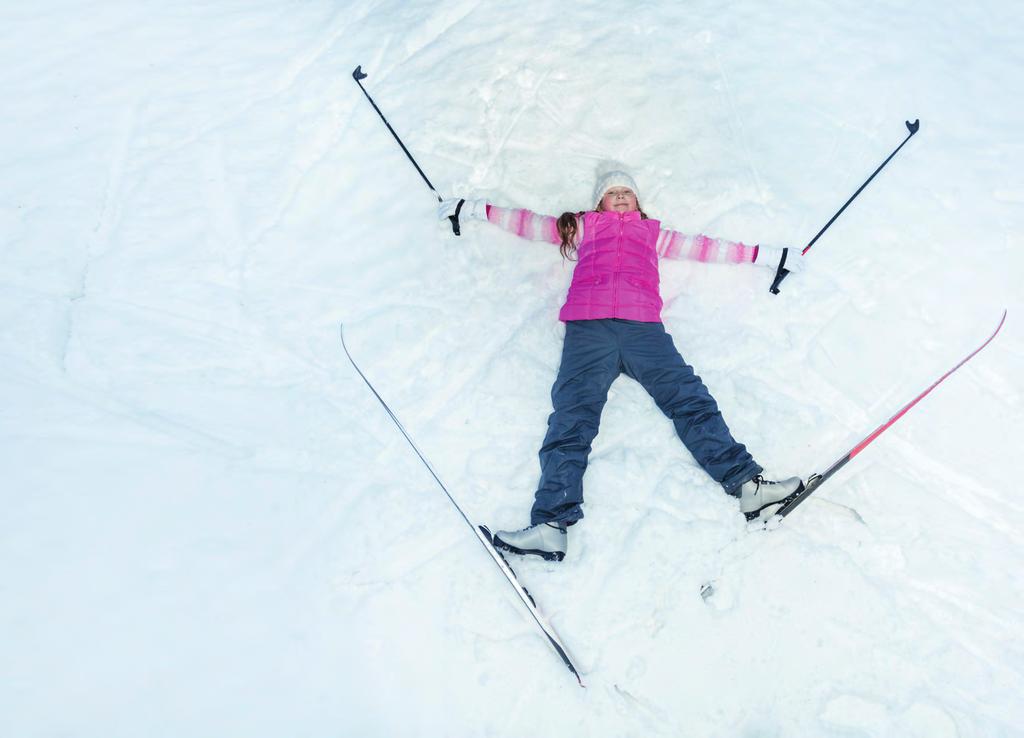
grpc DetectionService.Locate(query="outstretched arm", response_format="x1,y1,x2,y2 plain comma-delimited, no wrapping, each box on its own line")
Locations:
656,228,759,265
656,227,803,272
439,198,567,246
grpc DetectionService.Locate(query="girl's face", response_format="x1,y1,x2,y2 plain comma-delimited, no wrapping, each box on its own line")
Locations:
600,187,639,213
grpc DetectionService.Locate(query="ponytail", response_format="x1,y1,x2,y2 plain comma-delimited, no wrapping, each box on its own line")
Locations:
556,212,584,261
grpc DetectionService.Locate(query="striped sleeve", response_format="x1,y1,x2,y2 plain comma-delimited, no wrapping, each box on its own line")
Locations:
656,228,759,265
485,204,563,246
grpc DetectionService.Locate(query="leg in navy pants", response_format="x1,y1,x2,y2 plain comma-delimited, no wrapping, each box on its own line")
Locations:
531,319,761,525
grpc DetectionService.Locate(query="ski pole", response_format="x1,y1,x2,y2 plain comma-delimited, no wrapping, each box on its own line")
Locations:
770,118,921,295
352,65,462,236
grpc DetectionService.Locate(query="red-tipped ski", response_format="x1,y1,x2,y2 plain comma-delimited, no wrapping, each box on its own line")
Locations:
702,310,1007,602
340,325,585,687
775,309,1007,520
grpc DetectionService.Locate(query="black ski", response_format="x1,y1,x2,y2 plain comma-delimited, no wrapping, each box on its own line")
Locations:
340,324,584,686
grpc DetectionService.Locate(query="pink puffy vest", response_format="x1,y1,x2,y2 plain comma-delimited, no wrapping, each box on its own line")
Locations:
559,210,664,323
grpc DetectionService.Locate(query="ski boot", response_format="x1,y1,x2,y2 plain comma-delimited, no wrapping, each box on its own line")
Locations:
740,474,804,522
492,522,567,562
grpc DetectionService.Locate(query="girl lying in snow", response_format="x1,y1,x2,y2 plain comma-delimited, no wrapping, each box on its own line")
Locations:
438,170,804,561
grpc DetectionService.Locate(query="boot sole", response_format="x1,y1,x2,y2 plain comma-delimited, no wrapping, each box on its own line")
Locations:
743,482,805,522
492,535,565,562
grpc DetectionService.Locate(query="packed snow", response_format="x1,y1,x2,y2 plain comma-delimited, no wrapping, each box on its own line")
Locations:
2,1,1023,735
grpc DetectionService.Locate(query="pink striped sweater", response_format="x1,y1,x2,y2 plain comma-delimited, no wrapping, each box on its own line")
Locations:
485,204,761,322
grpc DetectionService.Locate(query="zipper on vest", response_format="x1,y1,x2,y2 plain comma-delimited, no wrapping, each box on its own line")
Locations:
613,214,623,314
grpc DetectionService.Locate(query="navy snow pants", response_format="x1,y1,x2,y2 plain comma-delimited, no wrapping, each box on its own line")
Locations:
531,319,762,525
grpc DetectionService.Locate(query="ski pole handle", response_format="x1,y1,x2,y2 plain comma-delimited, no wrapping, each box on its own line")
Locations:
448,198,463,237
769,247,790,295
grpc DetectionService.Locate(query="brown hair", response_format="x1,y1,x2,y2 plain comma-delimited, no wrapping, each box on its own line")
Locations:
556,201,650,261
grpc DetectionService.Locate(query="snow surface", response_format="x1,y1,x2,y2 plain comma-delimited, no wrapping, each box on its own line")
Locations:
2,1,1023,735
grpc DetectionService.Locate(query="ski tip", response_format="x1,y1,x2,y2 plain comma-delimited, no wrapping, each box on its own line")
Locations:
986,310,1008,341
478,524,493,542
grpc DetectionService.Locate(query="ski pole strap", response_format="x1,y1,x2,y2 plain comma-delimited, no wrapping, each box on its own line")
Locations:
769,247,790,295
449,198,464,237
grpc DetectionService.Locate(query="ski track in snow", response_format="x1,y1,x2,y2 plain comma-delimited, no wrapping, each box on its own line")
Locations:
2,1,1023,736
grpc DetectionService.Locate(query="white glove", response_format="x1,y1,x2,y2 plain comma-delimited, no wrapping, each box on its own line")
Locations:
437,198,488,223
757,245,805,273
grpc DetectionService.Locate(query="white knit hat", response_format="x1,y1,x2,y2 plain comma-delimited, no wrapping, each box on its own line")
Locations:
593,170,639,207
